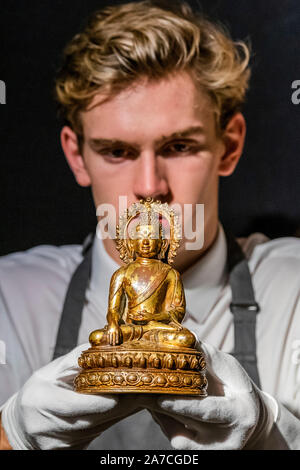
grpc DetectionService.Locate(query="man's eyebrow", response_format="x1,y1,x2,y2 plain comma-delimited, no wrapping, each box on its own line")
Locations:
157,126,204,145
87,126,204,148
87,138,139,148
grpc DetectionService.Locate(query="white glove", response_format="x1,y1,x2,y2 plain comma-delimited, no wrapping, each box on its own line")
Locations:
148,341,278,450
1,344,143,450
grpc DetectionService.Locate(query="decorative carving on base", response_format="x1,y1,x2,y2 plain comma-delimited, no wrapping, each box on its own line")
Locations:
75,346,208,396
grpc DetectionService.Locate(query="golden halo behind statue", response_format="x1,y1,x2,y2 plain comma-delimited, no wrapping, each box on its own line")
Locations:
116,197,181,264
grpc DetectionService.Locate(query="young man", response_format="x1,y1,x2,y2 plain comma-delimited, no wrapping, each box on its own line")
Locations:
0,1,299,450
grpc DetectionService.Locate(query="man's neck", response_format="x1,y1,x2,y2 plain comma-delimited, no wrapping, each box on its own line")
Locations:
173,221,220,273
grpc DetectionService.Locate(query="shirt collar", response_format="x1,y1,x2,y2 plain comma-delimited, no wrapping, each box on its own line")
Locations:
89,235,120,302
89,223,227,322
182,223,227,323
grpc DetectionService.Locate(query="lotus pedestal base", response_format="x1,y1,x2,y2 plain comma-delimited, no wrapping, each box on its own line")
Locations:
75,344,208,396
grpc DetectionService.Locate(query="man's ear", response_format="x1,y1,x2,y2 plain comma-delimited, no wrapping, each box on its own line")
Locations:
60,126,91,187
218,112,246,176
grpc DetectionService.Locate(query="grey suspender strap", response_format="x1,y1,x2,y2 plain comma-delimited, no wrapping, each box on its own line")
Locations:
52,234,94,360
225,230,261,388
53,230,262,388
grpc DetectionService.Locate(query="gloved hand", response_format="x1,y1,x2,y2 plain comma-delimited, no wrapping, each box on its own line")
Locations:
148,341,278,450
0,344,143,450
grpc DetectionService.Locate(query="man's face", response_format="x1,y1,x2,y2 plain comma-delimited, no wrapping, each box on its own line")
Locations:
82,73,224,216
62,70,245,266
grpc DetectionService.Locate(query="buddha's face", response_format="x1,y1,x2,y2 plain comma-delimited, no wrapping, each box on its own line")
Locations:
130,224,166,259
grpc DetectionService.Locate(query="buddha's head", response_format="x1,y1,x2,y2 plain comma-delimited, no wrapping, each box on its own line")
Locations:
128,223,169,260
116,198,179,264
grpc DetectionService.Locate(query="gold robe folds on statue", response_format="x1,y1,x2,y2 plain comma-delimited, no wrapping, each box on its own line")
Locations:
96,258,195,349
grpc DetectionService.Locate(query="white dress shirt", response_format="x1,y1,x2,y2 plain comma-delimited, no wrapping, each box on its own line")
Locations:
0,225,300,449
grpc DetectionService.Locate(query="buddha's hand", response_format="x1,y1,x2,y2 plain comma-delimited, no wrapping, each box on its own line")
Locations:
107,322,122,346
148,341,278,450
0,344,142,449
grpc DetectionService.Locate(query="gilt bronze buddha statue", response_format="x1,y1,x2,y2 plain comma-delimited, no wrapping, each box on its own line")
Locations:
75,198,207,395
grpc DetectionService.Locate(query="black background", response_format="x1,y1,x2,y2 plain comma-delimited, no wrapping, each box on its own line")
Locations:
0,0,300,256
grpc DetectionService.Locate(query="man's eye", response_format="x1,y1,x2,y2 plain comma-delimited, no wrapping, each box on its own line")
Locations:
98,148,137,160
160,141,197,156
111,148,129,158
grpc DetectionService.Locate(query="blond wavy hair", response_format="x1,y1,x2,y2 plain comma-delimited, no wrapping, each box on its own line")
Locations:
55,1,251,138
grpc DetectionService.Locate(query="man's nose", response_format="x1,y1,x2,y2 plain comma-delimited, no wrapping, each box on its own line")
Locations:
133,150,169,201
